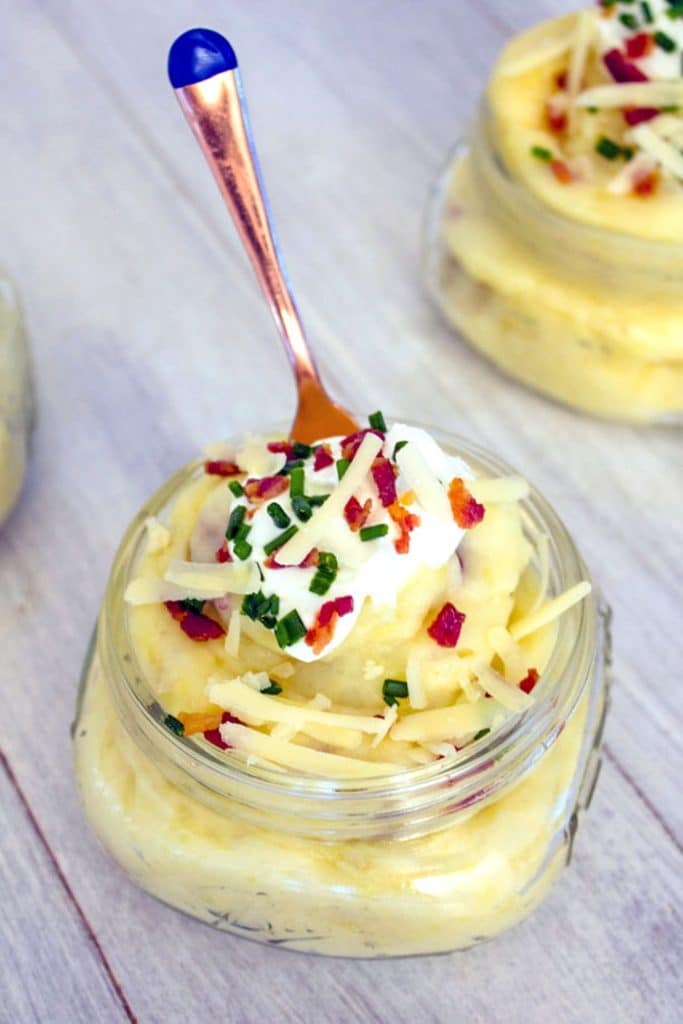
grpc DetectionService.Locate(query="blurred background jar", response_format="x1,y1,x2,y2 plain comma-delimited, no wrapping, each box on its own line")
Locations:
424,102,683,425
0,273,34,525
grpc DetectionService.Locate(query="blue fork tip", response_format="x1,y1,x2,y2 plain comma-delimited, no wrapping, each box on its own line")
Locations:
168,28,237,88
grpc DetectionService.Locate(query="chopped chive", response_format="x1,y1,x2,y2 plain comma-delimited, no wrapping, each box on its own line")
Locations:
241,591,266,619
226,505,246,540
309,551,338,595
164,714,185,736
618,12,639,28
261,680,283,695
280,459,304,475
268,594,280,616
530,145,552,162
595,135,621,160
228,480,244,497
179,598,204,614
317,551,338,572
274,609,307,648
392,440,408,460
234,522,252,542
309,575,334,596
383,694,398,707
267,502,291,528
382,679,408,704
587,106,599,114
660,104,680,112
233,539,253,560
260,615,278,630
622,145,635,160
307,493,329,507
654,29,676,51
336,458,350,480
289,466,305,498
291,442,312,459
641,0,653,22
359,524,389,542
666,1,683,20
263,524,298,555
291,496,313,522
473,728,491,742
368,410,387,432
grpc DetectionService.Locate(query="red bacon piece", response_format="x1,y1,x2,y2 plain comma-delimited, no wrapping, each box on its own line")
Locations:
204,460,241,477
387,500,421,555
519,668,540,695
371,457,398,507
448,478,485,529
265,547,319,570
204,711,243,750
603,48,648,83
306,596,354,654
344,495,372,532
340,428,384,462
215,541,232,563
623,107,658,126
313,444,334,471
165,601,225,641
243,475,289,503
625,33,652,60
427,603,466,648
550,158,574,184
267,440,294,459
633,166,660,195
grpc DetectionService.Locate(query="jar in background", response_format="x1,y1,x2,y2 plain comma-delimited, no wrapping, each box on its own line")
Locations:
74,432,611,958
424,104,683,424
0,275,33,525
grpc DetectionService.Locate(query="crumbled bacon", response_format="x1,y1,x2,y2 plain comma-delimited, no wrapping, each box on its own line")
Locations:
164,601,225,641
178,710,223,735
215,541,232,563
267,440,294,458
519,668,540,695
546,96,567,135
243,475,289,503
265,547,319,570
204,711,242,750
204,460,241,477
387,500,421,554
313,444,334,471
340,428,384,462
427,603,466,648
603,48,648,84
632,166,660,195
623,106,658,126
555,69,568,90
448,478,485,529
344,495,372,532
625,33,653,60
305,596,354,654
371,457,398,507
550,158,574,184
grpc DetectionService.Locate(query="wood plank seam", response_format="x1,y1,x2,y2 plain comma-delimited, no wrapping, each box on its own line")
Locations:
0,749,139,1024
603,744,682,854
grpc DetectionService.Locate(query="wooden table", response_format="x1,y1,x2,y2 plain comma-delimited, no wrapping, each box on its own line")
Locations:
2,1,681,1021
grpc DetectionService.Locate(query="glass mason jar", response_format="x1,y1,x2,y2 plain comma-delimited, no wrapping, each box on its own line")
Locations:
74,430,611,958
424,102,683,424
0,274,34,525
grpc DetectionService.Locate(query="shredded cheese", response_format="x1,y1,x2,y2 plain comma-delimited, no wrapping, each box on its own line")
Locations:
124,576,226,605
224,608,241,657
567,10,596,134
631,123,683,182
371,703,398,748
406,651,427,710
469,476,530,504
390,702,495,744
576,81,683,110
474,664,533,713
164,559,259,595
607,152,657,196
396,444,452,522
510,581,591,641
143,516,171,554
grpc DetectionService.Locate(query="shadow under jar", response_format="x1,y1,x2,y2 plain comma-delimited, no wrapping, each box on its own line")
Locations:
424,103,683,424
74,431,611,958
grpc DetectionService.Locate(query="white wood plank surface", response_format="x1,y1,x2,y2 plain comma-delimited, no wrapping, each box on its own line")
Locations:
1,1,681,1021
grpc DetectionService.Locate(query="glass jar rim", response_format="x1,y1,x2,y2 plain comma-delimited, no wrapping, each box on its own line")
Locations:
99,423,601,836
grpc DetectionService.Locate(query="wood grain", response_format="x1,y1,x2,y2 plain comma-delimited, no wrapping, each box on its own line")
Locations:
1,0,681,1021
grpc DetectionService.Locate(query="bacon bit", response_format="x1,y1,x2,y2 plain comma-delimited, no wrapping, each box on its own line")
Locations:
625,33,653,60
267,440,294,459
215,541,232,563
265,547,319,570
243,475,289,503
519,668,540,695
550,158,574,184
623,106,659,126
448,478,485,529
305,596,354,655
603,48,648,84
344,495,372,532
340,428,384,462
633,167,660,195
204,460,241,477
388,500,421,555
313,444,334,471
204,711,242,750
555,70,568,90
178,710,223,735
164,601,226,641
371,457,398,507
427,603,466,648
546,104,567,135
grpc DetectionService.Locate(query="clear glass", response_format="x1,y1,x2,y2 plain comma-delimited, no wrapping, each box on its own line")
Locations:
73,429,611,957
424,102,683,425
0,275,33,525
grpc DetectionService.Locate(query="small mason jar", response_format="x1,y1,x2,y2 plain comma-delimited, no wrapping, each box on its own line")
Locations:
74,431,611,958
0,274,34,525
424,103,683,424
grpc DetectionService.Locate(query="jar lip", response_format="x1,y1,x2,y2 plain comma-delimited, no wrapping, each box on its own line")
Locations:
476,96,683,257
100,420,599,810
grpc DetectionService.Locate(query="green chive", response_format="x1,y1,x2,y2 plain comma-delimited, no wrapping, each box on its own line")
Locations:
226,505,246,540
336,458,350,480
261,680,283,695
234,522,251,542
274,609,307,648
291,442,312,459
654,29,676,51
317,551,338,572
228,480,244,497
263,524,298,556
530,145,552,162
618,12,639,28
289,466,305,498
595,135,621,160
359,524,389,542
164,714,185,736
666,1,683,20
382,679,409,699
233,539,253,561
661,104,680,112
309,575,333,596
473,728,491,742
307,494,329,507
179,598,204,614
587,106,599,114
291,496,313,522
241,591,266,619
280,459,304,475
641,1,653,22
267,502,291,528
260,615,278,630
368,410,387,432
392,440,408,459
383,694,398,707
